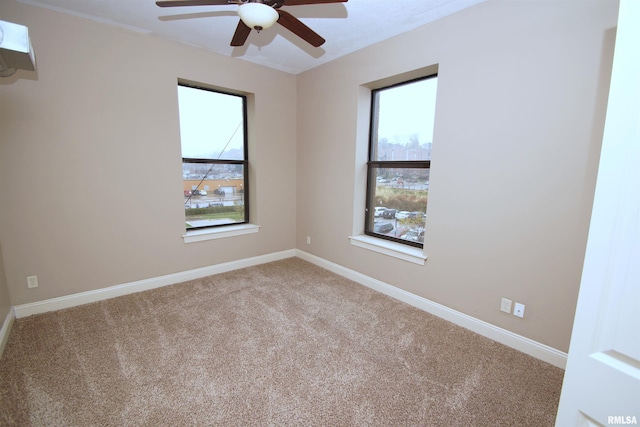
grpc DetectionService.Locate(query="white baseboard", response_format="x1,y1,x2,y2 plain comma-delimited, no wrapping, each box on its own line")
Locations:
296,249,568,369
0,308,15,359
13,249,297,319
10,248,567,369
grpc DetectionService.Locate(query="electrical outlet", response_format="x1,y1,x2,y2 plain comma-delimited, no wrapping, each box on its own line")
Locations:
306,236,311,245
500,298,512,313
27,275,39,289
514,302,525,318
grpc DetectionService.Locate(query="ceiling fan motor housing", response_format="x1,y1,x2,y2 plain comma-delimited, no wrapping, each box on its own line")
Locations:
237,2,279,30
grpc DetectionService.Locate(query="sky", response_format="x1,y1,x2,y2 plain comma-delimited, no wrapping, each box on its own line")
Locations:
376,76,438,145
177,76,438,158
177,85,245,160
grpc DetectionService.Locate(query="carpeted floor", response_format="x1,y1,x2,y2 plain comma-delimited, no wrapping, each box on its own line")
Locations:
0,257,564,426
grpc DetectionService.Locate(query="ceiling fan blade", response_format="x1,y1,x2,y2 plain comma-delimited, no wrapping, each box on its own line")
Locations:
156,0,233,7
277,9,325,47
282,0,347,4
230,19,252,46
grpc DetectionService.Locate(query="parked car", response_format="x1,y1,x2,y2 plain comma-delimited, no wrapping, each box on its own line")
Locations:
402,229,424,242
382,209,397,219
374,207,387,217
395,211,410,220
374,222,394,234
198,190,207,196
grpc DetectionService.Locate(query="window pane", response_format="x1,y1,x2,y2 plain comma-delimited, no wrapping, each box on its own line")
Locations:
177,82,248,231
177,85,245,160
366,74,437,247
371,77,437,161
183,162,246,228
368,167,429,243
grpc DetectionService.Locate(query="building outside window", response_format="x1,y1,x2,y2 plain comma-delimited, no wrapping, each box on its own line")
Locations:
177,82,248,230
365,75,438,247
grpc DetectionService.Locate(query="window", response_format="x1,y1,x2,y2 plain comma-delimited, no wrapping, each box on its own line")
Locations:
177,82,248,230
365,75,438,248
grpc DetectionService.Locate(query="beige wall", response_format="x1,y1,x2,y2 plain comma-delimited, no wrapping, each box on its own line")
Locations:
296,0,617,352
0,1,297,306
0,0,618,354
0,241,11,326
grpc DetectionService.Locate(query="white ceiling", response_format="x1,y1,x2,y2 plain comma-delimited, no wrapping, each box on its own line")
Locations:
15,0,486,74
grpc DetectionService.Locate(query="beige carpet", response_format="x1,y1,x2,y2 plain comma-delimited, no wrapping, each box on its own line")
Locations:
0,258,564,426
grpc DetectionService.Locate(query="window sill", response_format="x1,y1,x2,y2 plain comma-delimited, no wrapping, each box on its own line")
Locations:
183,223,260,243
349,235,427,265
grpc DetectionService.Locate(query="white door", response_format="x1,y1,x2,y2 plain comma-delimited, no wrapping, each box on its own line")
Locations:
555,1,640,425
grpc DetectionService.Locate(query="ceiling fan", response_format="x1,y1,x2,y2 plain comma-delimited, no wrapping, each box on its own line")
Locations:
156,0,348,48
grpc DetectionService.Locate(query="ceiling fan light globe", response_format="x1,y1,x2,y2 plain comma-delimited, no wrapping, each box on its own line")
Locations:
238,3,278,31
